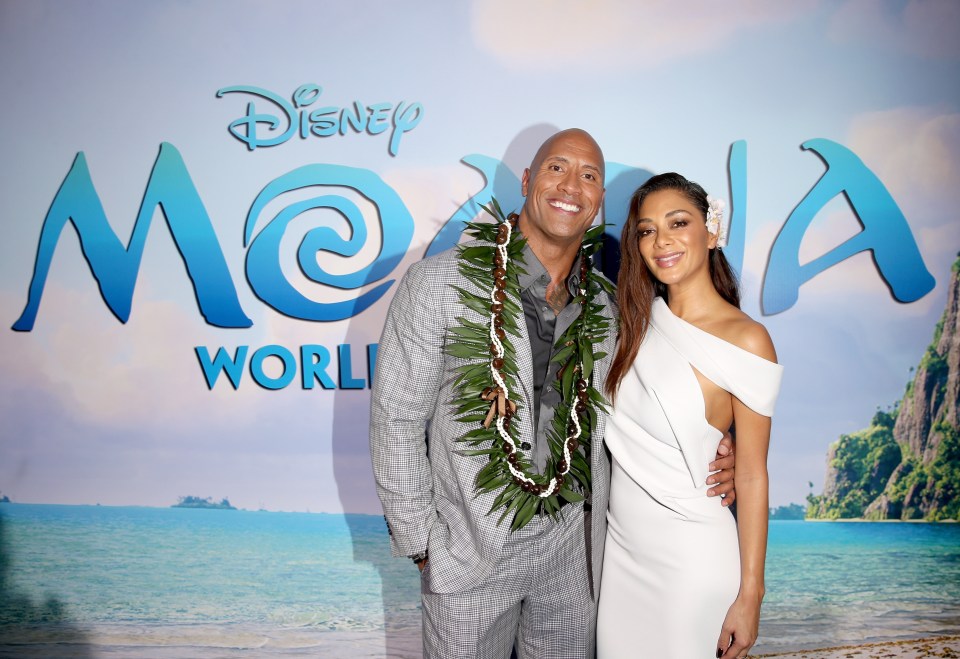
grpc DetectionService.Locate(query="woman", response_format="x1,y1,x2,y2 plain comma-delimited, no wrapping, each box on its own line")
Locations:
596,173,783,658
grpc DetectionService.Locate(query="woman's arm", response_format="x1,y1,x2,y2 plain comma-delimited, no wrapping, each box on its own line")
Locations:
717,322,777,659
717,404,770,658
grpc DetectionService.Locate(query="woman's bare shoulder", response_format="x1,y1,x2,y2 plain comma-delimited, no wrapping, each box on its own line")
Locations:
711,306,778,363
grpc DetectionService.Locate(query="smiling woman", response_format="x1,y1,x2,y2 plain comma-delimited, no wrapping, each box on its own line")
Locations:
598,172,783,659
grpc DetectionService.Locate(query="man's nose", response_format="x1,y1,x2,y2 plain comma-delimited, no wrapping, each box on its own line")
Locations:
557,171,581,195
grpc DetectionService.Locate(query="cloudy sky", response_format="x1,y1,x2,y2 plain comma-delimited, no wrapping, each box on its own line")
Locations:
1,0,958,513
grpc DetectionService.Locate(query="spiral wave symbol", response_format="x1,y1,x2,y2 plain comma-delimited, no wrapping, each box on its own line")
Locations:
244,164,414,321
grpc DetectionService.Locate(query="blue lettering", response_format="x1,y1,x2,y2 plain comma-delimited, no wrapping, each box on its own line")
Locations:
244,164,414,321
12,144,252,331
18,137,935,336
250,344,297,390
390,102,423,157
195,344,375,390
725,140,747,276
292,83,322,108
367,343,379,387
367,102,391,135
216,86,296,150
218,84,424,156
341,101,368,135
195,345,248,390
301,345,336,389
308,106,339,137
763,139,935,314
338,344,365,389
295,85,325,139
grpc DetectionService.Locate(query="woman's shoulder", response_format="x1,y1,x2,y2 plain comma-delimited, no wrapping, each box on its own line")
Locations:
706,305,777,363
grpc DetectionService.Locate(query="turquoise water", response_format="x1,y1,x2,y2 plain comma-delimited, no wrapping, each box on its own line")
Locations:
0,505,958,657
760,520,960,651
0,505,421,657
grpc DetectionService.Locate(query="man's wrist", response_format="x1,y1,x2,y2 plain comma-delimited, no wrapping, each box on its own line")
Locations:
409,550,428,565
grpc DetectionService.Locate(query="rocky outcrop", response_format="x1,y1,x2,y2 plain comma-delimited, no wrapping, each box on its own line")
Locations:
895,257,958,465
808,256,960,521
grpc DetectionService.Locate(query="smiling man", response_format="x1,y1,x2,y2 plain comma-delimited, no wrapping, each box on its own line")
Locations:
370,129,736,658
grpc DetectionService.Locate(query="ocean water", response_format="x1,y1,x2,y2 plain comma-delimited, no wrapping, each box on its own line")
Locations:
758,520,960,651
0,505,958,657
0,505,421,658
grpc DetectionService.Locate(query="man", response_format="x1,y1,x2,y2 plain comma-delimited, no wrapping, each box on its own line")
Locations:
370,129,735,658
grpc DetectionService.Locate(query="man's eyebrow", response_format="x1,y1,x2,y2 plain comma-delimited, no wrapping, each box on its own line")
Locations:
541,155,602,176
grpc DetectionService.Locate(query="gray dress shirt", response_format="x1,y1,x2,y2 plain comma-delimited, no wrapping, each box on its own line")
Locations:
518,243,582,472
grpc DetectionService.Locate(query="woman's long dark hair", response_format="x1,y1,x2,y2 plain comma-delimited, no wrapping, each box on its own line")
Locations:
606,172,741,399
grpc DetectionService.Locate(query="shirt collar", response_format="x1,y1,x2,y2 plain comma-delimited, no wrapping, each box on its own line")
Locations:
518,241,582,296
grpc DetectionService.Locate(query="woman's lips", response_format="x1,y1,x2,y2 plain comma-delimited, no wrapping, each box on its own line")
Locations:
653,251,683,267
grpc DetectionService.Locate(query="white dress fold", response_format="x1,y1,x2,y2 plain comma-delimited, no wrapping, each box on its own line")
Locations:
597,298,783,658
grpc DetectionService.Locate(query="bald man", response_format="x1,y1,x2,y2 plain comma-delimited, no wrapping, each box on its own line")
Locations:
371,129,736,658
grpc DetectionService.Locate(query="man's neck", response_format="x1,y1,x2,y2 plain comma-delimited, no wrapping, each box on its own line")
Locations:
520,233,582,288
525,237,581,315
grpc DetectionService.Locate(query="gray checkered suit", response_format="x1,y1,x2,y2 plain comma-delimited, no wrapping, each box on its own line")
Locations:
370,240,616,655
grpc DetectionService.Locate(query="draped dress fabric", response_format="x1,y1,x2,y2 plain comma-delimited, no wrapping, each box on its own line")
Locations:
597,298,783,658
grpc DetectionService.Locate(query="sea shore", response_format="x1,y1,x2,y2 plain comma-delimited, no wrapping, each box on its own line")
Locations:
756,636,960,658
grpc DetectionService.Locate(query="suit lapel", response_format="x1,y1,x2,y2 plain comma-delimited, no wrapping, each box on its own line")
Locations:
591,289,617,483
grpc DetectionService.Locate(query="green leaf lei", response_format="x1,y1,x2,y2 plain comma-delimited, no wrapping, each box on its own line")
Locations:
445,199,614,531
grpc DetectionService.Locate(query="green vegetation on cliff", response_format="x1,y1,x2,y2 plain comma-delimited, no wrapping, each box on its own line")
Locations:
806,410,902,519
807,254,960,521
882,420,960,521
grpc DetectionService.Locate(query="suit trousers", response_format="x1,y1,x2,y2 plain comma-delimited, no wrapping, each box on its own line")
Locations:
420,504,592,659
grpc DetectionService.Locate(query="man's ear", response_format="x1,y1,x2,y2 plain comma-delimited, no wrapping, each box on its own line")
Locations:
521,168,530,197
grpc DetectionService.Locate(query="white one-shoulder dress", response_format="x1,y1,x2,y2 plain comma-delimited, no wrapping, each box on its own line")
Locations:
597,298,783,658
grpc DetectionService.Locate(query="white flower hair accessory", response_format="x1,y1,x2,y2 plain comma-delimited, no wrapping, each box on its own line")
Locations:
705,195,728,248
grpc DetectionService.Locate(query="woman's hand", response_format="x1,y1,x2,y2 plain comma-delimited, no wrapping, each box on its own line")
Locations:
716,593,761,658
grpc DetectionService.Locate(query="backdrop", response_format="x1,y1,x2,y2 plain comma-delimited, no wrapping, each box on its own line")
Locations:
1,1,958,656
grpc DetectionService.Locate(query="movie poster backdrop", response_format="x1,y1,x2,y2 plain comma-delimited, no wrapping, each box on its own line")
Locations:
1,1,958,656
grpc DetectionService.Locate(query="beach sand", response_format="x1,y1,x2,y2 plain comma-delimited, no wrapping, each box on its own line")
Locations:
755,636,960,659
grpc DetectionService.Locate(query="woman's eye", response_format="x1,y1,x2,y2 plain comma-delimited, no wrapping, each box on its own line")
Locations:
673,220,688,228
639,228,654,237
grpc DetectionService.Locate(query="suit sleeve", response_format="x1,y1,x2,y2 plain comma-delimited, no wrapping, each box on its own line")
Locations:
369,259,445,557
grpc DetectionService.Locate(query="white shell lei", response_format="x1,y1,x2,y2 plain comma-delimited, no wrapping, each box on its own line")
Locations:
489,220,579,497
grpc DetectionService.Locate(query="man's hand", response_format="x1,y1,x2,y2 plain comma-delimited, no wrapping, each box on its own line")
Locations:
706,432,736,506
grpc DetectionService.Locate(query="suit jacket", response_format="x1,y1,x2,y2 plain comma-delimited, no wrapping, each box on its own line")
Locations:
370,240,616,595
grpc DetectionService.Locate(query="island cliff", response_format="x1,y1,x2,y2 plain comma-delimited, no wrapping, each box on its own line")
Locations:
807,256,960,521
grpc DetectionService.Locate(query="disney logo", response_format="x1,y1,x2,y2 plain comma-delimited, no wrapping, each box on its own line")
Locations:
216,83,424,156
